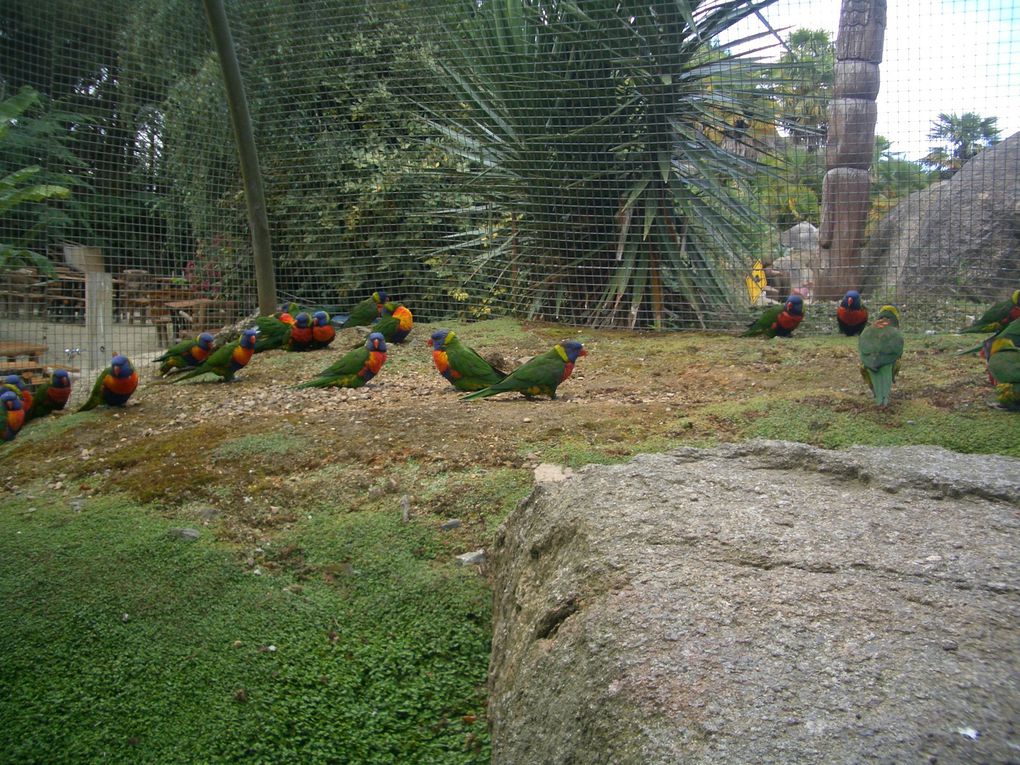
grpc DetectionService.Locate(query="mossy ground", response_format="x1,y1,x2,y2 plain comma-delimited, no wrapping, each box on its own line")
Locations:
1,318,1015,763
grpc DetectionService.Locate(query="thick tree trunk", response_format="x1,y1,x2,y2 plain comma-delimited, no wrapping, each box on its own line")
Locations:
817,0,886,300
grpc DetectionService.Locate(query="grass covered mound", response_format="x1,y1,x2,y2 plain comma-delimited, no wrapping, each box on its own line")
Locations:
1,318,1017,762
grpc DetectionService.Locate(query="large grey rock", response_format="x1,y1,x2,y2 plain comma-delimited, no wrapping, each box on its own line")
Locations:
862,131,1020,301
489,441,1020,765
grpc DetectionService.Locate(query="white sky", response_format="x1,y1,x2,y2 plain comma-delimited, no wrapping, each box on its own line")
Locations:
720,0,1020,160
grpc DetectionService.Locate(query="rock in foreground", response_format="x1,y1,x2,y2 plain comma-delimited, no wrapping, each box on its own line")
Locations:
489,441,1020,764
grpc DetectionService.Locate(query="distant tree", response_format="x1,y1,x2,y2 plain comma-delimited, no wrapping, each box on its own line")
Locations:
0,87,71,273
771,29,835,148
922,112,1000,178
868,135,932,224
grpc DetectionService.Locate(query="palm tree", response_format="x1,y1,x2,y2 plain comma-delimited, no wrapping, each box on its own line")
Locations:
923,112,1000,178
415,0,785,328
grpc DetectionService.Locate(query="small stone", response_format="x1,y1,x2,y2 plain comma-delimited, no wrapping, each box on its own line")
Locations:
167,527,200,542
441,519,462,530
457,549,486,566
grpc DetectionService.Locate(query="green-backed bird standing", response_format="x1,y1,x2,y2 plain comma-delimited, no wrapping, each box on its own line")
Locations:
2,390,25,441
340,290,388,329
373,302,413,343
743,295,805,338
295,332,387,389
858,305,904,407
26,369,72,421
461,340,587,401
154,332,215,377
958,288,1020,333
836,290,868,336
79,354,139,411
987,337,1020,409
172,329,257,383
428,328,507,392
958,318,1020,384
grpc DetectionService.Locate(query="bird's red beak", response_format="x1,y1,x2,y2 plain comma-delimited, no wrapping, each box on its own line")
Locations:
426,339,433,348
580,348,588,356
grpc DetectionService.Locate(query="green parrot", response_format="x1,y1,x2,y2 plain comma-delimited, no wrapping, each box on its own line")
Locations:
858,305,904,407
742,294,805,338
959,289,1020,333
172,330,257,383
295,332,387,389
372,301,413,344
461,340,587,401
340,290,388,329
987,337,1020,410
154,332,216,377
427,328,507,392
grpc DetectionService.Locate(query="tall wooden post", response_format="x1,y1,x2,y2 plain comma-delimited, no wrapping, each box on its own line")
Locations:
817,0,886,300
203,0,277,316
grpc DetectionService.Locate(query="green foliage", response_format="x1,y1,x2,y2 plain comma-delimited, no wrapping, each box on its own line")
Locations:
769,28,834,147
0,494,492,764
0,87,72,272
922,112,1001,178
419,0,787,328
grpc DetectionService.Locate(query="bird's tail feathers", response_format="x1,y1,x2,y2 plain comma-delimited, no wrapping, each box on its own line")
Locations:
867,364,895,406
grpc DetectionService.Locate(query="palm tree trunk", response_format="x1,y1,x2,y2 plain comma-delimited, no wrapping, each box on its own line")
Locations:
817,0,886,300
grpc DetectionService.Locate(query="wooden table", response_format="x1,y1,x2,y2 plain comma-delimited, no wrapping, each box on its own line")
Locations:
0,341,48,382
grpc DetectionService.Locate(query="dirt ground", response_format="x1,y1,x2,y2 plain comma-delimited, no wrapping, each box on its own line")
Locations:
2,318,1011,551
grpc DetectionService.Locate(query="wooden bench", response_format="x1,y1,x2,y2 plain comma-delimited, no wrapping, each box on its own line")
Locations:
0,360,46,383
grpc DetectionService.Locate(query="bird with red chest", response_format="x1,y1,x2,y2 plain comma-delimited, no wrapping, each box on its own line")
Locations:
27,369,72,421
309,311,336,350
78,354,139,411
2,390,25,441
837,290,869,336
3,374,33,411
743,294,805,338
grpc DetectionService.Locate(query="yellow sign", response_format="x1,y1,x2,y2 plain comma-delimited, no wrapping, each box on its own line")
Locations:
745,259,767,305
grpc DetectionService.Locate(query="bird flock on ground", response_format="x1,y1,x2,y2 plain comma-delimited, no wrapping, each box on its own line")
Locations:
3,286,1019,444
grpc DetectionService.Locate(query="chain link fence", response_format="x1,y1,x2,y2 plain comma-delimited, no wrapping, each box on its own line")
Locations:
2,0,1018,387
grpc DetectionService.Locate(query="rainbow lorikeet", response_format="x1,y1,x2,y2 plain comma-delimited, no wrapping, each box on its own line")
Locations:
79,354,139,411
26,369,72,421
987,337,1020,409
743,295,805,338
340,290,388,329
2,390,25,441
428,329,507,392
373,302,413,344
295,332,387,389
858,305,904,407
254,313,300,353
172,329,257,383
308,311,336,350
154,332,215,377
959,289,1020,333
3,374,33,411
287,313,315,351
836,290,869,336
462,340,587,401
958,318,1020,384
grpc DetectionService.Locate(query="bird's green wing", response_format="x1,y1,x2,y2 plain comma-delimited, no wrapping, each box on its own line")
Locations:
988,346,1020,385
172,342,235,382
254,316,292,352
341,297,379,328
447,338,506,386
465,348,563,398
154,337,197,363
297,346,370,387
78,367,111,411
858,323,904,371
742,305,781,336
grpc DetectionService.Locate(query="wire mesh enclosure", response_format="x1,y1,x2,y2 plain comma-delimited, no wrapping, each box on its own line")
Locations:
2,0,1018,387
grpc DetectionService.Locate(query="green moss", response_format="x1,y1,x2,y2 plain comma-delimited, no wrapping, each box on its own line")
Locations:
212,431,312,462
